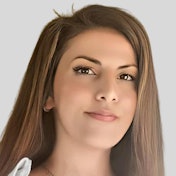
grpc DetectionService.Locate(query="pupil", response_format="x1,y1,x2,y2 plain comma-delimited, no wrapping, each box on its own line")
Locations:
82,69,88,74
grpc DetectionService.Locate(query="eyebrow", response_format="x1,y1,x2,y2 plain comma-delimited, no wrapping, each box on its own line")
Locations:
73,55,101,65
118,64,138,69
73,55,138,69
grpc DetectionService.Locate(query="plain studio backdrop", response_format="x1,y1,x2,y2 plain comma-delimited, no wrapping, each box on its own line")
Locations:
0,1,175,175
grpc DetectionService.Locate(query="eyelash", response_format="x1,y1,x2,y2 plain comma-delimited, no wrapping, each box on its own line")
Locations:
73,66,95,75
73,65,136,81
119,74,135,81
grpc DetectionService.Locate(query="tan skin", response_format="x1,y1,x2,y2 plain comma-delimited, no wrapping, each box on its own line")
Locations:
30,28,138,176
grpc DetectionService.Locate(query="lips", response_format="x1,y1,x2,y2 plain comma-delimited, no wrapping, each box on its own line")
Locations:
85,110,118,122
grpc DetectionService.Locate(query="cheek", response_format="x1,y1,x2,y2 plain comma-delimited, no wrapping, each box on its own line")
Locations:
121,87,137,118
117,83,137,116
53,77,92,109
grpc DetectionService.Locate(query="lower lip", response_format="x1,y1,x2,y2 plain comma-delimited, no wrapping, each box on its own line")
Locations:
85,112,117,122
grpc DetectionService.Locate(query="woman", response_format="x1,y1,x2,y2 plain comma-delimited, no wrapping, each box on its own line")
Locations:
0,4,164,176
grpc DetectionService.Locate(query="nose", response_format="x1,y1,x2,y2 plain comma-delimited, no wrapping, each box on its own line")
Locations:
95,76,119,103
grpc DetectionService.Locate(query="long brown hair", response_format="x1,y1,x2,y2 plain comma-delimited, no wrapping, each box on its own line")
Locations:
0,4,164,176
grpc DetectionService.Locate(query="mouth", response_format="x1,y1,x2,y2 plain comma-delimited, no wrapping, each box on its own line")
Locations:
85,110,118,122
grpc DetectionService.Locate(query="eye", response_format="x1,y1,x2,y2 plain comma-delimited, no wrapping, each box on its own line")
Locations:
119,74,134,81
73,66,95,75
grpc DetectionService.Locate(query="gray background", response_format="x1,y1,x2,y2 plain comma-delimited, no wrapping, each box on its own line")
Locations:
0,1,175,175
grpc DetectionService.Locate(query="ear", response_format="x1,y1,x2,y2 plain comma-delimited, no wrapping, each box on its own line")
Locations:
43,96,55,112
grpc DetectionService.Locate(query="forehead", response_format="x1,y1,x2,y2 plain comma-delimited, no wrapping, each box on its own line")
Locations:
61,28,136,64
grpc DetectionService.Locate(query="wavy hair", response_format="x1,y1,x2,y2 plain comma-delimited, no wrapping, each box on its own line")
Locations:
0,4,164,176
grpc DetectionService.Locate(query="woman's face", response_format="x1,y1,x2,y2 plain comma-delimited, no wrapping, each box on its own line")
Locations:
47,28,138,149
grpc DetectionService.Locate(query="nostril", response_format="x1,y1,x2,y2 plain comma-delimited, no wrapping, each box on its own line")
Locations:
95,91,118,102
112,98,116,101
100,96,117,102
100,96,106,100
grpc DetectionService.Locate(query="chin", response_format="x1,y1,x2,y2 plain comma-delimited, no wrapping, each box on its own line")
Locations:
82,136,123,150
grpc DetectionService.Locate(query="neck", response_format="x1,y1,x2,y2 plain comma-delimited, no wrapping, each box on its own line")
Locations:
45,133,113,176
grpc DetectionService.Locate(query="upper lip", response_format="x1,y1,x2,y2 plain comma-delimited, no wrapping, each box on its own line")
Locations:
85,109,118,118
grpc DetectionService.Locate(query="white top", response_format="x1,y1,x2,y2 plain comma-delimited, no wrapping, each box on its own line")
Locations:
8,157,32,176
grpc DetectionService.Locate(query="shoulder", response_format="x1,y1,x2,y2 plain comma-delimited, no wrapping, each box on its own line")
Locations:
8,157,32,176
9,157,47,176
